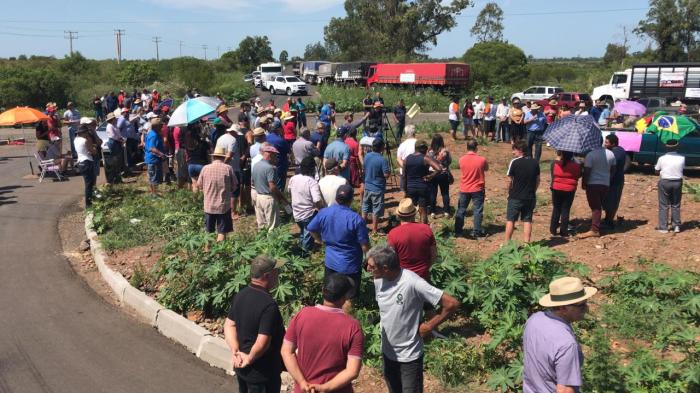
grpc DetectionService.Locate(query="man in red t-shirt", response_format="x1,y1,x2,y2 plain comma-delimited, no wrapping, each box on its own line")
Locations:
387,198,437,280
455,139,489,237
281,273,364,393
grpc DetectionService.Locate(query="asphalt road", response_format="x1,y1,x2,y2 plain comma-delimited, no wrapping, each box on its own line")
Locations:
0,144,236,392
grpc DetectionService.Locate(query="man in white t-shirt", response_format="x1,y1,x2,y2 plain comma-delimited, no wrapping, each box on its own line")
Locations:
318,158,348,206
396,124,417,191
216,124,242,219
580,147,616,238
655,140,686,233
366,245,459,393
472,96,485,137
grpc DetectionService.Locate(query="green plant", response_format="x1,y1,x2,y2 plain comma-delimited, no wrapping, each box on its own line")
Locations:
425,337,487,387
683,182,700,202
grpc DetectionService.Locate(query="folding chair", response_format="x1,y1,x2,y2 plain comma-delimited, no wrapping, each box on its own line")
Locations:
34,152,66,182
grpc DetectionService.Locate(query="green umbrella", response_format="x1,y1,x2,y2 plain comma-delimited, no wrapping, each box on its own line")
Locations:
646,113,699,143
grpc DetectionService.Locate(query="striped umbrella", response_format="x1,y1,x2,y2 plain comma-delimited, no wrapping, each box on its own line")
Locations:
543,114,603,153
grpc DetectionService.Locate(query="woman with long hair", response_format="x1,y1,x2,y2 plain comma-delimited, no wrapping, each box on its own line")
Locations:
462,100,475,139
427,134,453,218
550,150,582,237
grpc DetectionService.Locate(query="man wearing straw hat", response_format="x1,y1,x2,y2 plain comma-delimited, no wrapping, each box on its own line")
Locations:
216,123,243,219
196,146,238,241
523,277,597,393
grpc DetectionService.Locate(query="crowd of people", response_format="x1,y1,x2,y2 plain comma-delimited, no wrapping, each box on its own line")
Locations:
33,87,691,393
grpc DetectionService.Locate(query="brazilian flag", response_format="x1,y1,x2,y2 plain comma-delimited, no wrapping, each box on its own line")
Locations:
646,114,699,143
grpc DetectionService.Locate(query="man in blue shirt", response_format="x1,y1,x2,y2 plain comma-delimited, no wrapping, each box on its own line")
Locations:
318,102,335,147
393,99,407,140
144,118,167,196
324,128,351,181
308,184,370,311
362,139,391,233
598,103,611,126
265,126,290,192
524,103,547,162
311,122,327,156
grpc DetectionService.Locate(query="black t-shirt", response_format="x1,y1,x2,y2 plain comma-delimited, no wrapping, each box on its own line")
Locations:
405,153,429,190
227,285,285,383
507,156,540,200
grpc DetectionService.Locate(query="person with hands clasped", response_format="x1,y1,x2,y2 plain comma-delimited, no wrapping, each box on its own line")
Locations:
224,256,286,393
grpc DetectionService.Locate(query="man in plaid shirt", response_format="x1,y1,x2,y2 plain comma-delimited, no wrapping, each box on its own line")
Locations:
196,146,238,241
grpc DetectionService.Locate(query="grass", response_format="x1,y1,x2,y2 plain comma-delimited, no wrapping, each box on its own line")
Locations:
683,182,700,202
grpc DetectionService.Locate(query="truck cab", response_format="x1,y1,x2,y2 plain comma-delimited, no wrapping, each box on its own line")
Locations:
592,69,632,104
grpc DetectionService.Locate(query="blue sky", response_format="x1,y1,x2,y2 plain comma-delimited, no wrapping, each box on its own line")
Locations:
0,0,650,61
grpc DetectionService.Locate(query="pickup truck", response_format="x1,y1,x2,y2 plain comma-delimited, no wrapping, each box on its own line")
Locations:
601,128,700,169
268,75,308,96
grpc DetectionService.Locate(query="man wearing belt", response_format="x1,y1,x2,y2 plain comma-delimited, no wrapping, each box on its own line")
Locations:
655,139,686,233
104,111,125,184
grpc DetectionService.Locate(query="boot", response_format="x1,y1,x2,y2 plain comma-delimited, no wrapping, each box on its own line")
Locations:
578,230,600,239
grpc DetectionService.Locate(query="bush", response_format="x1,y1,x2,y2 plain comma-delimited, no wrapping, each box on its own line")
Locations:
314,85,452,113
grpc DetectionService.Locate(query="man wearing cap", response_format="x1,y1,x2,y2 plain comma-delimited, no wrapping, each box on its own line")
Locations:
366,244,459,393
524,103,547,161
224,255,286,393
63,101,81,159
292,127,320,170
362,138,391,234
252,144,289,231
74,125,97,207
288,156,324,252
319,158,349,206
216,124,243,219
144,118,168,196
388,198,437,281
472,96,485,137
196,146,238,241
324,129,352,182
308,184,370,311
523,277,597,393
105,111,125,184
281,273,364,393
655,139,686,233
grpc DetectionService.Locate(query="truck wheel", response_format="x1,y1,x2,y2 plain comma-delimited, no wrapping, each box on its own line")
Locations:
269,87,275,95
286,88,292,96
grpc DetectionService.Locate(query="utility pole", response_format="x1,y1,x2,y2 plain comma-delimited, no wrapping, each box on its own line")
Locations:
114,29,125,64
179,40,184,57
202,45,208,61
152,36,161,61
64,31,78,55
217,46,220,58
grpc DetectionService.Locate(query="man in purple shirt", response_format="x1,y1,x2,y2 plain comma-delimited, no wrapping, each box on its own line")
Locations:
523,277,598,393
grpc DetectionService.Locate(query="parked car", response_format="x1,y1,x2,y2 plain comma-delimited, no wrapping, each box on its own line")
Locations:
535,92,593,108
268,76,308,96
511,86,563,102
254,74,262,88
243,74,254,83
602,128,700,169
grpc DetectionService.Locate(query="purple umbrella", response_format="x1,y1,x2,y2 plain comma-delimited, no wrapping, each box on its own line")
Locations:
614,100,646,116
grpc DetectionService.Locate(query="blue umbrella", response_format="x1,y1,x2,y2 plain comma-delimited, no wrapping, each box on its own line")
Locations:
543,115,603,153
168,98,218,127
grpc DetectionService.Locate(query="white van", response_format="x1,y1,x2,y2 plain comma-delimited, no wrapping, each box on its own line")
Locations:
257,62,283,90
511,86,563,102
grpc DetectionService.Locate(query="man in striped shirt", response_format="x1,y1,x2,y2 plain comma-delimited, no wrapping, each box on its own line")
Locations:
196,146,238,241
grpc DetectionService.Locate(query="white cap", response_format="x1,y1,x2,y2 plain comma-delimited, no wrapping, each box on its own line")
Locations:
80,117,96,125
474,95,480,100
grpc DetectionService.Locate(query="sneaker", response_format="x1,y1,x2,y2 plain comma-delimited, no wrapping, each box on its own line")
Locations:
578,230,600,239
657,228,669,234
674,226,681,233
430,213,436,219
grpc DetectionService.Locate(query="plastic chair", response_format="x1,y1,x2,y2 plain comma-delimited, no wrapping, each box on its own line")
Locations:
34,152,65,182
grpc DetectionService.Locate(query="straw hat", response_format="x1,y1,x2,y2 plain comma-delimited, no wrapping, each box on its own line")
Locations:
105,112,117,121
216,104,228,114
530,103,542,110
253,127,266,136
210,146,227,158
395,198,417,218
227,124,241,134
549,99,558,106
282,113,295,121
538,277,597,307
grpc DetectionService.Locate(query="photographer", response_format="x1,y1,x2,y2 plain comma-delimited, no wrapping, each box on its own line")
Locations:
367,102,385,139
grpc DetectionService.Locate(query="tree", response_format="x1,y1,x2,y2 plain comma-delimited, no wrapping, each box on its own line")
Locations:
279,50,289,64
303,42,331,60
118,61,158,88
223,36,274,72
635,0,700,61
470,2,504,42
324,0,472,61
603,43,627,65
462,41,528,88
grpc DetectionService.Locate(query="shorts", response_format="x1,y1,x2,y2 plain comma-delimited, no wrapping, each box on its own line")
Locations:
473,119,482,126
205,210,233,234
147,163,163,185
324,266,361,300
188,163,204,179
232,171,241,198
362,190,385,217
406,187,429,208
449,120,459,132
484,119,496,133
506,198,535,222
463,118,474,126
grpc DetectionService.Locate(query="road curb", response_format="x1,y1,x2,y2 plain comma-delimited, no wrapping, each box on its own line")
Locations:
83,213,234,375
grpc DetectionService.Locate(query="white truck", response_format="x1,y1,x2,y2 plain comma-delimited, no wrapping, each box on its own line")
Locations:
268,75,308,96
257,62,283,90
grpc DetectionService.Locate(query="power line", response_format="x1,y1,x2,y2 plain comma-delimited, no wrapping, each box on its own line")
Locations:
202,44,208,61
114,29,125,64
64,31,78,55
152,36,161,61
179,40,184,57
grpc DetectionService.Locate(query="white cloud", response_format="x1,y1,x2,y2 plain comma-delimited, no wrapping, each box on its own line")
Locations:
143,0,343,12
277,0,344,13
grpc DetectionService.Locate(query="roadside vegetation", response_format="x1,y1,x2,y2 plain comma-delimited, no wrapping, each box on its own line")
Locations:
90,183,700,392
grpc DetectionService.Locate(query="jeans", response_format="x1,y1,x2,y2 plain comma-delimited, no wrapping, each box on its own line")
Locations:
125,138,139,168
78,161,96,207
454,190,485,235
585,184,609,233
527,131,544,161
236,375,281,393
603,181,624,222
383,354,424,393
296,213,316,252
550,189,576,236
68,127,77,159
396,121,405,141
105,140,124,184
428,172,450,214
658,179,682,229
497,119,510,142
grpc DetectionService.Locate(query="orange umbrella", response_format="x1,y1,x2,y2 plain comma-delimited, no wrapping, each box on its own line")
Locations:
0,106,49,126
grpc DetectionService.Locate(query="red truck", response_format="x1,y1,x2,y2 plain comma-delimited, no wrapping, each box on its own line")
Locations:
365,63,470,89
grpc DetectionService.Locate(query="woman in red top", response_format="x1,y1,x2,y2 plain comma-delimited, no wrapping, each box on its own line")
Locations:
344,127,361,188
550,150,582,237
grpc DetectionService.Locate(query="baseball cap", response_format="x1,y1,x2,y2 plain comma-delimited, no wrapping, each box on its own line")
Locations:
250,255,285,278
324,158,338,171
335,184,354,204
